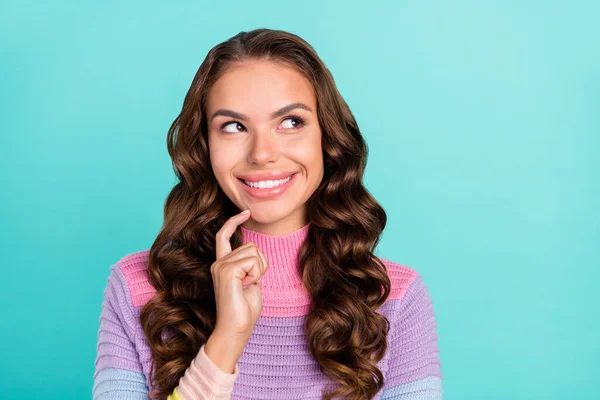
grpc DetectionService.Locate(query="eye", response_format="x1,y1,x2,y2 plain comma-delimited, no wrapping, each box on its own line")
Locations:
280,116,305,130
221,121,246,133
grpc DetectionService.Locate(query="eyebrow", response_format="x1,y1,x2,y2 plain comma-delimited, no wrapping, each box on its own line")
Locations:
209,102,313,122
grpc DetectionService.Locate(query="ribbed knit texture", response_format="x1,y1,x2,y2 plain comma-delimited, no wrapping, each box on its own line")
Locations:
93,222,443,399
177,343,239,399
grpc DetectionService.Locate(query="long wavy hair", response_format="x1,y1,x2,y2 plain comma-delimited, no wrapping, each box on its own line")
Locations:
140,28,391,400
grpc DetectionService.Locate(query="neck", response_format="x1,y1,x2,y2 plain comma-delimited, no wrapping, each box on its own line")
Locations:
239,221,313,317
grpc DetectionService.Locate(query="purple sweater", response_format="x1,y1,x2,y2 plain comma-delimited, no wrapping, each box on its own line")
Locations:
93,222,443,399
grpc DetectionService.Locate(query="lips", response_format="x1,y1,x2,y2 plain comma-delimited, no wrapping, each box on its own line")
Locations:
237,171,298,199
236,171,298,182
238,173,296,187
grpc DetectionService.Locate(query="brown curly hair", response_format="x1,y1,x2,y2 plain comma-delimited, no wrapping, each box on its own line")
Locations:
140,28,392,400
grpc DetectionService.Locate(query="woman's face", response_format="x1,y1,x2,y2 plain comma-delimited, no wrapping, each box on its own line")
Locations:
206,60,324,235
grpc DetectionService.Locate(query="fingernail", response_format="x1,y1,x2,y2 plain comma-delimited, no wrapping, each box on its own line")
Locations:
241,209,250,214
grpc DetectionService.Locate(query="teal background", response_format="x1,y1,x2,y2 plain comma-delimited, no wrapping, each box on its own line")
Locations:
1,1,598,399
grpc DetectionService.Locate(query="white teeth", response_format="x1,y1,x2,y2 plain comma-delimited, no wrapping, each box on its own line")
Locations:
243,174,294,189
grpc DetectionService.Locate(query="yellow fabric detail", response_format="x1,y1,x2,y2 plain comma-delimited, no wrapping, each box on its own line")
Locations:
166,386,182,400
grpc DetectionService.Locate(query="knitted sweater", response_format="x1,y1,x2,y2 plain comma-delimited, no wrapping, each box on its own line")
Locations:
93,223,443,399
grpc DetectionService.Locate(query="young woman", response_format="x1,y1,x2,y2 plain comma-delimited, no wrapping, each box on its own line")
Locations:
93,28,443,400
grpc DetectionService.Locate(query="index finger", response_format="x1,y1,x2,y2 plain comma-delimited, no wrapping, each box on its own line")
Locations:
215,209,251,260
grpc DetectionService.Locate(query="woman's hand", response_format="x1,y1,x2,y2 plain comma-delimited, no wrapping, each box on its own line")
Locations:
211,209,269,340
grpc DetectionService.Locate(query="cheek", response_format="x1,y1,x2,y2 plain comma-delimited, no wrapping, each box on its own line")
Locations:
208,149,232,189
289,133,322,161
210,157,232,183
303,138,324,173
209,138,237,172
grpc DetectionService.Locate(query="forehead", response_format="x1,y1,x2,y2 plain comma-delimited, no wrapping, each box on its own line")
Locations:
206,60,316,116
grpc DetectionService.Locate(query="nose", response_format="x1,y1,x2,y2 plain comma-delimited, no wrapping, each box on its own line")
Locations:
246,128,279,166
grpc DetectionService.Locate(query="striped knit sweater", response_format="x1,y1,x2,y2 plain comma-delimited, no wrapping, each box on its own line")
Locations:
93,222,443,399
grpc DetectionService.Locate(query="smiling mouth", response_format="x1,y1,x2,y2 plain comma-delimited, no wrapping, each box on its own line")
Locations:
237,173,298,188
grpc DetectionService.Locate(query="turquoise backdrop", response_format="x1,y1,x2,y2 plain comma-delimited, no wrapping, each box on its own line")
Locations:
1,1,598,399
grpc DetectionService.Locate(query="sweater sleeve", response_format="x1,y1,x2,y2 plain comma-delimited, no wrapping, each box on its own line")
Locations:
93,264,150,399
380,274,443,399
93,262,239,400
174,342,239,399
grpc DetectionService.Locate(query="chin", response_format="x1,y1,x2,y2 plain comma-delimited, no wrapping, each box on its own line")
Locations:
247,202,298,222
246,207,285,223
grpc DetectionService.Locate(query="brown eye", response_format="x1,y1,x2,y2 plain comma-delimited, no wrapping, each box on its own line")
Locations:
280,116,305,129
222,121,245,133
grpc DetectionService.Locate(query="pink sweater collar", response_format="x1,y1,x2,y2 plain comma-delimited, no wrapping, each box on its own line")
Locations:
239,222,312,317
